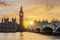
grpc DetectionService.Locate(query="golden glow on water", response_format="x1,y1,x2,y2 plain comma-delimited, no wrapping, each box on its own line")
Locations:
23,32,53,40
0,32,57,40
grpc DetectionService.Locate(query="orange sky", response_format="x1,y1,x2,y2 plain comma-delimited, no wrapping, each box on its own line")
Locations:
0,0,60,28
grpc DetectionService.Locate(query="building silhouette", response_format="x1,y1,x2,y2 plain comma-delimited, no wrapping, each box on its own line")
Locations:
0,6,25,32
0,17,17,32
18,6,25,32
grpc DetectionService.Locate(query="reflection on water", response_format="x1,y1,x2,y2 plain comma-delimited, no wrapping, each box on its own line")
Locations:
0,32,20,40
53,36,60,40
0,32,60,40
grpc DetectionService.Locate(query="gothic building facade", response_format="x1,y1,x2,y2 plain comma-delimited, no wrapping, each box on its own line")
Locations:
0,17,17,32
0,6,25,32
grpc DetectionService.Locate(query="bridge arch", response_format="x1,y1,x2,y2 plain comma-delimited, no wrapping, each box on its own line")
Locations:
34,26,41,33
35,28,40,33
55,26,60,33
42,27,53,33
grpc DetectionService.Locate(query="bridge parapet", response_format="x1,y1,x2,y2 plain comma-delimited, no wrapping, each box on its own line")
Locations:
41,24,54,30
33,25,41,32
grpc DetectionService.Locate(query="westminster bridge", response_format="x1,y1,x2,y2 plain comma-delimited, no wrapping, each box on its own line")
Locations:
27,20,60,33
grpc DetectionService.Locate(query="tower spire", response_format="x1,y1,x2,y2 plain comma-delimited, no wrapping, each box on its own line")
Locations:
19,5,24,32
20,5,23,14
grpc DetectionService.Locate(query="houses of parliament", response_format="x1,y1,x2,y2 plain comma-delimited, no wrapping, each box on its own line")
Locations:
0,6,25,32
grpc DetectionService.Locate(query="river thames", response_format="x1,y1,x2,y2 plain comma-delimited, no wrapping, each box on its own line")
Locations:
0,32,60,40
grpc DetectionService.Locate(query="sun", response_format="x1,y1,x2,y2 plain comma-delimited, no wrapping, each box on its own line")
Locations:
30,21,34,25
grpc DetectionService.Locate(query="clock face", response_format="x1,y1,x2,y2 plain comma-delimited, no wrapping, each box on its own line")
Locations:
20,13,23,16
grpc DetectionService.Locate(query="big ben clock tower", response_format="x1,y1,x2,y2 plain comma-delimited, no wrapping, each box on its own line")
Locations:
19,6,24,31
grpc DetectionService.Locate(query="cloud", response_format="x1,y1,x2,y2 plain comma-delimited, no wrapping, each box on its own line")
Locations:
34,0,60,6
0,0,60,19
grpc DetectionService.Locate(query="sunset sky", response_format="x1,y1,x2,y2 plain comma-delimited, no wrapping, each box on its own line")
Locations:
0,0,60,28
